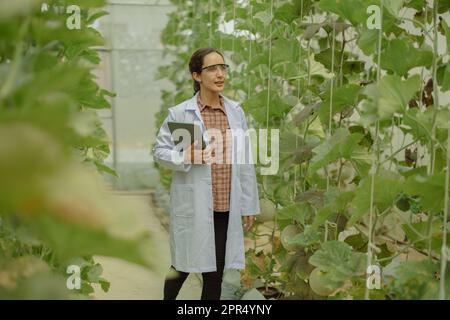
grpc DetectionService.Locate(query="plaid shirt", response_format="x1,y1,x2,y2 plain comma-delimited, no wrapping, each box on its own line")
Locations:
197,93,232,212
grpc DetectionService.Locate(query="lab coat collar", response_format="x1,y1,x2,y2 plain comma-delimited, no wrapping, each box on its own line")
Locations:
186,91,240,111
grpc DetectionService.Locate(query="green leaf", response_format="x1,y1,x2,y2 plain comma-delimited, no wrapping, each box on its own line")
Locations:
349,170,402,226
307,53,333,79
350,149,373,178
384,0,406,17
404,0,426,10
80,49,101,64
80,282,94,295
313,190,355,227
404,172,449,214
342,60,365,74
381,39,433,76
403,106,449,145
402,219,450,252
309,240,366,285
315,45,344,71
242,90,292,125
272,38,298,66
438,0,450,13
344,233,368,251
274,181,295,207
358,27,379,55
254,10,272,26
274,3,299,24
87,10,109,24
309,128,364,173
93,160,118,177
437,63,450,91
391,260,450,299
86,263,103,282
360,74,421,121
442,18,450,50
318,0,371,25
289,225,321,247
246,53,269,72
99,278,110,292
277,202,314,226
318,84,362,126
302,23,323,40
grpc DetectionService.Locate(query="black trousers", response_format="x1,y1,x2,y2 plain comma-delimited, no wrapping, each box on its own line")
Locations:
163,211,229,300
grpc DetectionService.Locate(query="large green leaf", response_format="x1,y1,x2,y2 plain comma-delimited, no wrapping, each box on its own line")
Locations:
402,219,450,252
315,46,345,72
360,74,421,121
403,106,449,145
349,170,402,226
272,38,298,66
404,172,449,214
381,39,433,76
384,0,406,17
307,53,333,80
289,225,321,247
253,9,272,26
274,2,301,24
277,202,314,227
318,84,362,126
357,26,380,55
319,0,372,25
309,128,364,173
246,53,269,72
309,240,366,286
404,0,426,10
390,260,450,299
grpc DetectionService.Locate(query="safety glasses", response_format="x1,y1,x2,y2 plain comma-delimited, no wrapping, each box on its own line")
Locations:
201,63,229,73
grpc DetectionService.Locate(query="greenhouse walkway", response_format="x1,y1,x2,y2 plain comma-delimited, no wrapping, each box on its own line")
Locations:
93,191,202,300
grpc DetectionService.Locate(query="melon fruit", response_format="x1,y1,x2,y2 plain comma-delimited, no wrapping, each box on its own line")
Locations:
259,198,277,222
308,268,335,296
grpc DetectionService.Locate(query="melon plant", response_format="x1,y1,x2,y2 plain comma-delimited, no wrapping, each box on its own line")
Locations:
0,0,159,299
156,0,450,299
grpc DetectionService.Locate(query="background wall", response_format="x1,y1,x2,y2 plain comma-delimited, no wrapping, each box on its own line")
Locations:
95,0,175,190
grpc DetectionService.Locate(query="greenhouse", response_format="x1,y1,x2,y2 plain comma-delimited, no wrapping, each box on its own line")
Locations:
1,0,450,304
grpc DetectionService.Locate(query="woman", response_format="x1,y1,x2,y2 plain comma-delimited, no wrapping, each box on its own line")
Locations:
152,48,260,300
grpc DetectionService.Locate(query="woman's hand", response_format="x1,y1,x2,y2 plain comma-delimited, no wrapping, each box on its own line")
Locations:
242,215,256,232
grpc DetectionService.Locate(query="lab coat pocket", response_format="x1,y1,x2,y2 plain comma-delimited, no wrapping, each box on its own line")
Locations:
171,183,195,267
171,183,195,217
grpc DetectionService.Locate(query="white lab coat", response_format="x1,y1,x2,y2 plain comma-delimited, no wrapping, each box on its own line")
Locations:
152,91,260,273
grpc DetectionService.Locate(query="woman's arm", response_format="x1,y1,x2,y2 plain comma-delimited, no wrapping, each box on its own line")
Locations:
152,108,193,172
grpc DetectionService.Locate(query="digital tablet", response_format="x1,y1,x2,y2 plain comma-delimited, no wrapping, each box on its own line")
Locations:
167,121,207,150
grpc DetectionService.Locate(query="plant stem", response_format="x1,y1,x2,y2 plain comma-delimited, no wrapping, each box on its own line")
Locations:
266,0,273,130
430,0,450,299
365,0,383,301
381,138,420,165
0,18,29,101
426,213,434,260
